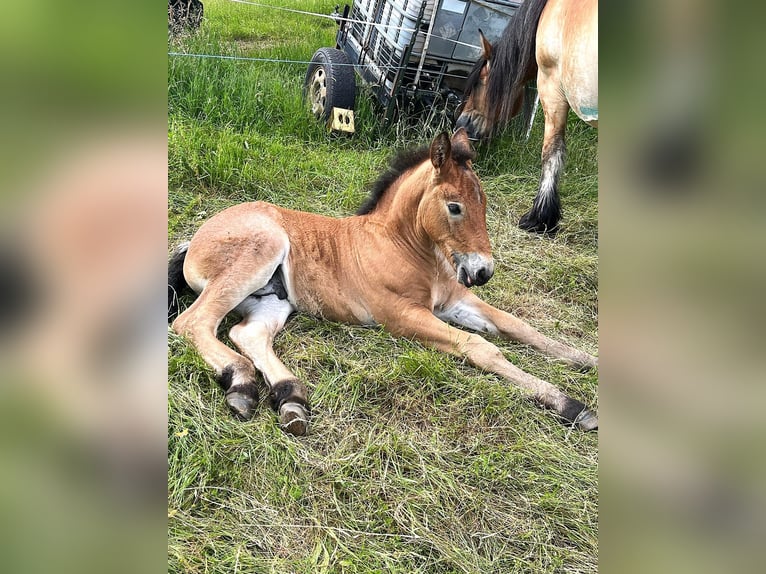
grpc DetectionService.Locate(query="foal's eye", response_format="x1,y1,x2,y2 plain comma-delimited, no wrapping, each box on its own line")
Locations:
447,203,462,216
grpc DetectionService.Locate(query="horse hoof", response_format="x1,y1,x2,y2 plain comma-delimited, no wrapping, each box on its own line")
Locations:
226,389,258,420
519,212,558,235
279,402,309,436
575,409,598,431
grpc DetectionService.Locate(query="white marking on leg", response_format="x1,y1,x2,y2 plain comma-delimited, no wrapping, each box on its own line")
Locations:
537,144,564,210
230,295,296,386
235,294,294,330
436,299,499,335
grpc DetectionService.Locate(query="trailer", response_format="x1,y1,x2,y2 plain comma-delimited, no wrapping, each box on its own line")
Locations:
304,0,537,134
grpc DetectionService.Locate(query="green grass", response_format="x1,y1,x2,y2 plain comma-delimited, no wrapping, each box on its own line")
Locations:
168,2,598,572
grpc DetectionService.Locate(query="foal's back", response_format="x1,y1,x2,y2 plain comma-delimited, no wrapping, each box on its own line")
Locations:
186,201,376,324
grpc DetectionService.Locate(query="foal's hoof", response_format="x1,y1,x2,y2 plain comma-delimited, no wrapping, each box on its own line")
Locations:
583,354,598,371
279,402,309,436
575,409,598,432
225,387,258,420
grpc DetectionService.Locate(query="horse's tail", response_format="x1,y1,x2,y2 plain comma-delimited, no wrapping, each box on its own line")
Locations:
168,242,190,322
489,0,549,126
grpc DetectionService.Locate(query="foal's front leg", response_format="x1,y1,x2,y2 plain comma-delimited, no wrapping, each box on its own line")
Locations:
386,304,597,430
436,290,597,370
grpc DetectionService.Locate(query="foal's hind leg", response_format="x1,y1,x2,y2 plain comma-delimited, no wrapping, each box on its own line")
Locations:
519,68,570,234
172,286,261,419
229,295,310,436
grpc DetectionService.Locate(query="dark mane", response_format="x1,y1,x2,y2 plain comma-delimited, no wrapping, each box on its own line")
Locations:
356,142,476,215
356,147,429,215
463,0,548,130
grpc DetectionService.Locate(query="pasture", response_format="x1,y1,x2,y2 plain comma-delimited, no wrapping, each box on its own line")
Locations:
168,1,599,572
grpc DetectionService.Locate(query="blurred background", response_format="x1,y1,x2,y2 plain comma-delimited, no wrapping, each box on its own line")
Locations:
600,0,766,572
0,0,764,572
0,2,166,573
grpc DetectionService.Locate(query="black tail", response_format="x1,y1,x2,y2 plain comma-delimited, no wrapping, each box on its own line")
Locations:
0,243,39,340
487,0,549,128
168,243,190,322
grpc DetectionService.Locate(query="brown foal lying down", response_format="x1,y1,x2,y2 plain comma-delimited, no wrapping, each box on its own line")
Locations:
168,130,597,435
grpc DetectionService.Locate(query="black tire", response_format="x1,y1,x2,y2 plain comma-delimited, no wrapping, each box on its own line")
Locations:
168,1,203,34
304,48,356,122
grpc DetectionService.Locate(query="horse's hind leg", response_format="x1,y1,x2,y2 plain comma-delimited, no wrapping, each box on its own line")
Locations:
229,295,310,436
519,69,570,234
171,286,261,419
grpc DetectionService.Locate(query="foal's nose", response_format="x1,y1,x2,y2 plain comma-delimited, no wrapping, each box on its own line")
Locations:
474,263,494,286
455,253,495,287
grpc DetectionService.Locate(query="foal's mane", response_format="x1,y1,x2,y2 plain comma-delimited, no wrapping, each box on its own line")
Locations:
356,143,475,216
462,0,548,128
356,147,429,215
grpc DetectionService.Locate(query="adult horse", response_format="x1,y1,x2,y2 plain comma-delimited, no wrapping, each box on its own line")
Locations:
455,0,598,234
168,131,597,435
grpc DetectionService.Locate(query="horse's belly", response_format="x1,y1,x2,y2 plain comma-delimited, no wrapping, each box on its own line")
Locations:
285,261,375,326
562,46,597,123
293,288,375,326
561,0,598,124
572,101,598,124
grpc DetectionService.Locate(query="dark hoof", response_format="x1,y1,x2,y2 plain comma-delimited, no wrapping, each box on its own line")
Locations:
573,354,598,372
225,387,258,420
518,210,559,235
575,409,598,432
279,402,309,436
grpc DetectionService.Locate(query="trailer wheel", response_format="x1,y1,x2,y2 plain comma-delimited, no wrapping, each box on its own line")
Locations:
304,48,355,122
168,1,204,34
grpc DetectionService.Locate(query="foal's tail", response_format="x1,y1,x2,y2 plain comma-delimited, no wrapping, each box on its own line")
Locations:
488,0,549,126
168,242,190,322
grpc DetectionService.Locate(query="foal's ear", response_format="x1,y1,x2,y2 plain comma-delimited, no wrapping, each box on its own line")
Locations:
451,128,473,153
430,132,452,171
479,29,492,61
450,128,476,165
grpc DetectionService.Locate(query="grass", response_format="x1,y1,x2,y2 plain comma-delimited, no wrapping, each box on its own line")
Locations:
168,1,598,572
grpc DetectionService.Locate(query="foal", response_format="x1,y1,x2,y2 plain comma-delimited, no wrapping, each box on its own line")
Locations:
169,130,597,435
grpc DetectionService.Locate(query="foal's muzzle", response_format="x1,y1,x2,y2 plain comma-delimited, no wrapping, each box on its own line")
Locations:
453,253,495,287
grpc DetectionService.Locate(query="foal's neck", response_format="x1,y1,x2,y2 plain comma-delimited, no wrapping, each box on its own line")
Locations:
370,162,436,261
